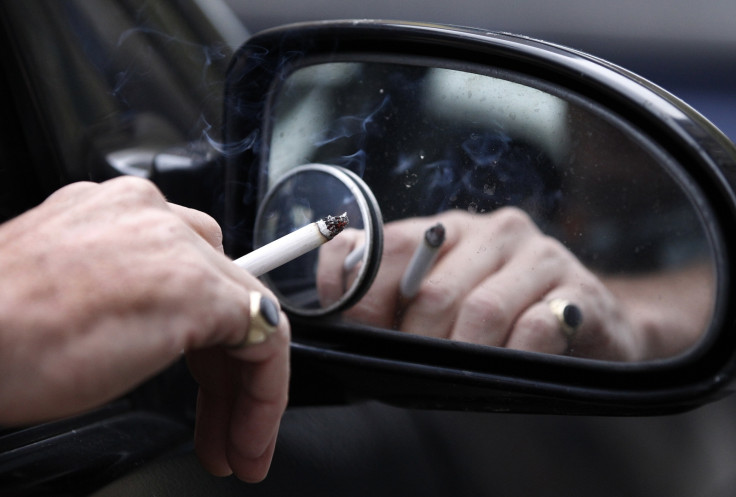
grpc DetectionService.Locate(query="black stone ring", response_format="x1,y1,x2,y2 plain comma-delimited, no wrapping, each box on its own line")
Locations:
229,292,281,348
547,298,583,338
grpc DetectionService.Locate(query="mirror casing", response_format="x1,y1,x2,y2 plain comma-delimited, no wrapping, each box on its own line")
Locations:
223,20,736,415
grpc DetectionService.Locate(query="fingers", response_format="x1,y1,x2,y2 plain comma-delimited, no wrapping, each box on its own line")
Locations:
446,233,595,354
400,208,537,338
16,179,290,478
227,321,289,481
447,234,571,345
190,348,236,476
505,300,569,354
454,277,638,361
188,295,290,483
505,293,590,356
384,208,638,360
47,178,224,253
62,178,290,480
316,228,363,307
168,203,224,253
342,216,458,329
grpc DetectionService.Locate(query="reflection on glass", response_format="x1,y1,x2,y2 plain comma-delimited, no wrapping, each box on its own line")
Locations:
254,164,381,316
265,61,717,362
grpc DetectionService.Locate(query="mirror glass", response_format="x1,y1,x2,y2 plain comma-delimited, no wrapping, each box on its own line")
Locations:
263,60,719,362
254,164,382,316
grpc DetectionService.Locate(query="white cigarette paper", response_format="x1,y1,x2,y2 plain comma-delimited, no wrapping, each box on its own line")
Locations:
234,213,349,277
399,223,446,299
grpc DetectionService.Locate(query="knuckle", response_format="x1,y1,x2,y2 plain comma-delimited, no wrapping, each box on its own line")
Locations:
530,236,576,277
510,311,566,354
383,224,422,257
46,181,97,202
164,251,216,291
493,207,536,234
415,281,461,316
459,287,511,332
194,211,224,247
106,176,165,206
186,276,248,347
536,236,568,260
516,312,556,338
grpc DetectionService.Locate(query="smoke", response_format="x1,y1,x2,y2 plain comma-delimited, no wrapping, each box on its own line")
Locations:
266,61,563,223
106,19,231,145
204,126,260,157
312,96,391,177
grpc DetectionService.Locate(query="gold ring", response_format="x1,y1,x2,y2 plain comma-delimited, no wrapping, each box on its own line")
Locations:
547,298,583,338
231,292,280,347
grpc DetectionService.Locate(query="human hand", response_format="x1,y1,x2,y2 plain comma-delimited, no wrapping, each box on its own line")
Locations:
323,208,643,361
0,177,289,482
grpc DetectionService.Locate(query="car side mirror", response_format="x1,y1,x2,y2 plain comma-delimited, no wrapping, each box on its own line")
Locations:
221,20,736,415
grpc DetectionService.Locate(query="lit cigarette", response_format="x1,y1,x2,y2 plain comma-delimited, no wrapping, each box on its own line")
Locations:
234,213,349,277
399,223,446,299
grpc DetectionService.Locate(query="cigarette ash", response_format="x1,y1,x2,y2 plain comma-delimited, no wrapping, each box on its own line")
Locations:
322,212,349,239
425,223,446,248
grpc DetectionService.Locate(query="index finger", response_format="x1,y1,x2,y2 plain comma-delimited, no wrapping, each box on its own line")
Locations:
316,227,364,307
167,203,224,253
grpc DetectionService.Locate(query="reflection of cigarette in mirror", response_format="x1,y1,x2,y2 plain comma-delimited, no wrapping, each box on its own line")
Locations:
234,213,349,277
399,223,446,299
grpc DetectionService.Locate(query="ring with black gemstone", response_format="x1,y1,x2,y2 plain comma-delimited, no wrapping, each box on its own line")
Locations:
230,292,281,347
547,298,583,338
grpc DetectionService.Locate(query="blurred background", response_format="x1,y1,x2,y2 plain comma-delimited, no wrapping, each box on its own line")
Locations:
225,0,736,141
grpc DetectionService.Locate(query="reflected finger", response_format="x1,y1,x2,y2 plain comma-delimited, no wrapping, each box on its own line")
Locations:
316,227,363,307
344,220,442,328
446,251,564,346
504,300,574,355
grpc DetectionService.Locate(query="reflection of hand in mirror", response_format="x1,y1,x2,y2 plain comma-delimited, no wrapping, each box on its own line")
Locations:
319,208,711,361
316,227,366,307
